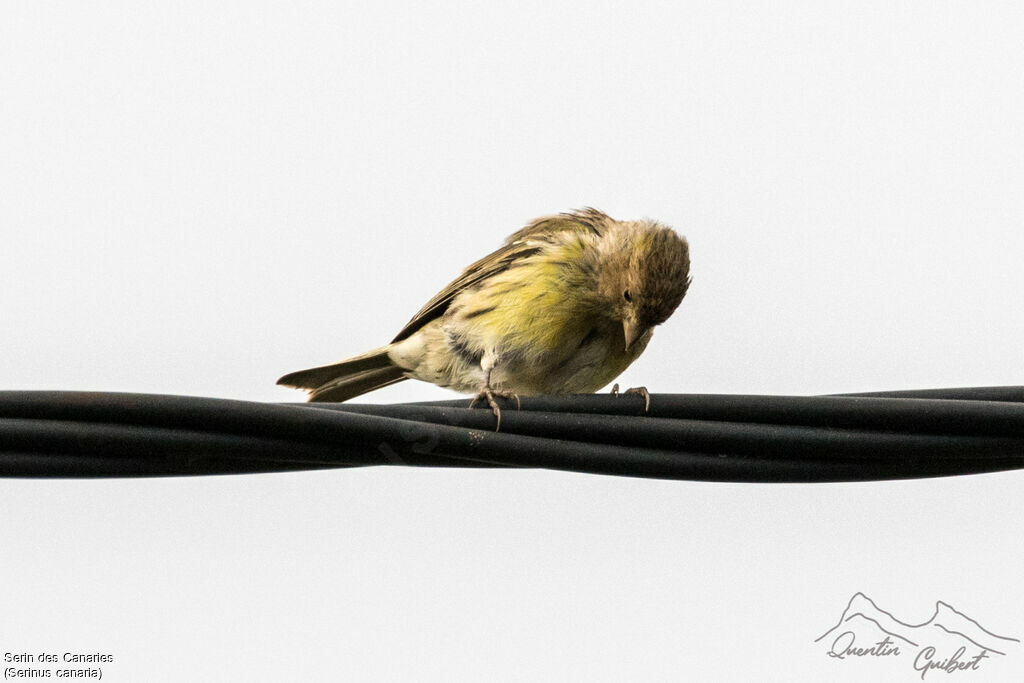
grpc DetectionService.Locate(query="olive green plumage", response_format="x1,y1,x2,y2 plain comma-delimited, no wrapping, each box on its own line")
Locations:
278,208,691,402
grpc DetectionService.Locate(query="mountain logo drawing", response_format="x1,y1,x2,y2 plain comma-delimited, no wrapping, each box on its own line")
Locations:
815,592,1019,678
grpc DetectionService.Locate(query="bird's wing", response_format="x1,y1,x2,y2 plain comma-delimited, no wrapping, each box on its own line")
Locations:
390,208,610,343
389,241,543,343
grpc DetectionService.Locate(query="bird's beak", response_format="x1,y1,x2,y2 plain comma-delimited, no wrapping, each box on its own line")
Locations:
623,319,644,350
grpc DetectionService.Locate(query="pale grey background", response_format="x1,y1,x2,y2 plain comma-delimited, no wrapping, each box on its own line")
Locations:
2,1,1023,680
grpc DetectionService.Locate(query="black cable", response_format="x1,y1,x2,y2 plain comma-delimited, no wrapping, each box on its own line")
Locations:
0,452,344,478
326,403,1024,460
0,389,1022,482
410,393,1024,436
832,386,1024,402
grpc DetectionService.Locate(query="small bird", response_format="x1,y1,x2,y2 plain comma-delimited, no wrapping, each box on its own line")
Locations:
278,208,691,425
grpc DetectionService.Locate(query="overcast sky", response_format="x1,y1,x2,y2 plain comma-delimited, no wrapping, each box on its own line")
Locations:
2,2,1023,680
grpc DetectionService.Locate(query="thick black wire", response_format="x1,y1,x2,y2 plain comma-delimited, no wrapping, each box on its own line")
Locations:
411,393,1024,435
327,403,1024,459
833,386,1024,401
0,389,1022,481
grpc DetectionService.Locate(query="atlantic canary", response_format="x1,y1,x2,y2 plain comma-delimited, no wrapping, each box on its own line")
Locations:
278,208,691,424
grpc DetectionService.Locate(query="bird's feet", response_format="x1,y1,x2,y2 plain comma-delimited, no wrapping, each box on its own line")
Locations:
469,387,521,431
610,383,651,413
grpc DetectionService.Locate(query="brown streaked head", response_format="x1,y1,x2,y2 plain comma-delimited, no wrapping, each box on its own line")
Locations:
595,220,691,349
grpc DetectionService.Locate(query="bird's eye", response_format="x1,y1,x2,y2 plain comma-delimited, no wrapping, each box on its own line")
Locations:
623,290,633,302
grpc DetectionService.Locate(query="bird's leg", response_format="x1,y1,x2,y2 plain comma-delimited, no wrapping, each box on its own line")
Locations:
610,383,651,413
626,386,651,413
469,369,520,431
470,386,504,432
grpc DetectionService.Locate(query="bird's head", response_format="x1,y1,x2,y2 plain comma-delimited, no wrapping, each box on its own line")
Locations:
595,221,691,350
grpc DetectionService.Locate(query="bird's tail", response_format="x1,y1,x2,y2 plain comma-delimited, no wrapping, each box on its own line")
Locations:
276,346,407,402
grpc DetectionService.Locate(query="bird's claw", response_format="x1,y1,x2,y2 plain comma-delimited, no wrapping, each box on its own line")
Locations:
610,384,651,413
469,387,520,431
